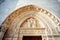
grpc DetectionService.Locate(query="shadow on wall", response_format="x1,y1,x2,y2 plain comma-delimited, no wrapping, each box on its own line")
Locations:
0,0,5,4
0,25,1,32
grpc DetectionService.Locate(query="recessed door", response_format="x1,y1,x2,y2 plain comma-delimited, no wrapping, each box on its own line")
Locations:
23,36,42,40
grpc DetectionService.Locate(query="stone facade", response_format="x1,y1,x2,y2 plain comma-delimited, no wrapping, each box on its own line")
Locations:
0,5,60,40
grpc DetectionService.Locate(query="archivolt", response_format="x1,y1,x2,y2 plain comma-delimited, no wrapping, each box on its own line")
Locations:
1,5,60,34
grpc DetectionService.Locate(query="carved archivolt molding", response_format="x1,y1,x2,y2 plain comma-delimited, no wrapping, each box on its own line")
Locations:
1,5,60,40
1,5,60,33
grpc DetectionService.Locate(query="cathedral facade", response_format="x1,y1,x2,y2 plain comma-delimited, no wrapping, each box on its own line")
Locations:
0,5,60,40
0,0,60,40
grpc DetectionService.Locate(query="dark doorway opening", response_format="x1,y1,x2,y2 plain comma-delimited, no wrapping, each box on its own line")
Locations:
23,36,42,40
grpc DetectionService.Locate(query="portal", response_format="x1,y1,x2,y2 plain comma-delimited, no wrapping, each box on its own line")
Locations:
23,36,42,40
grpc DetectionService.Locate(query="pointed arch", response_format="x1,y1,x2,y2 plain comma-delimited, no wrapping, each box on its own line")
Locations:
1,5,60,32
1,5,60,40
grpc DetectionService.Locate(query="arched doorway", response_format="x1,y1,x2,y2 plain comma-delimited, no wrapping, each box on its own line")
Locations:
1,5,60,40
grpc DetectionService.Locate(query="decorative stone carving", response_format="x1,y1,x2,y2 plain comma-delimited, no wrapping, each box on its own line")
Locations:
1,5,60,40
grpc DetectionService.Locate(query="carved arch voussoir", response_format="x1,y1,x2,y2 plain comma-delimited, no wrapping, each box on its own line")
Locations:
1,5,60,32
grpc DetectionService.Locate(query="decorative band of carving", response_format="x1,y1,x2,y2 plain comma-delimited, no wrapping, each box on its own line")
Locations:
1,5,60,32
